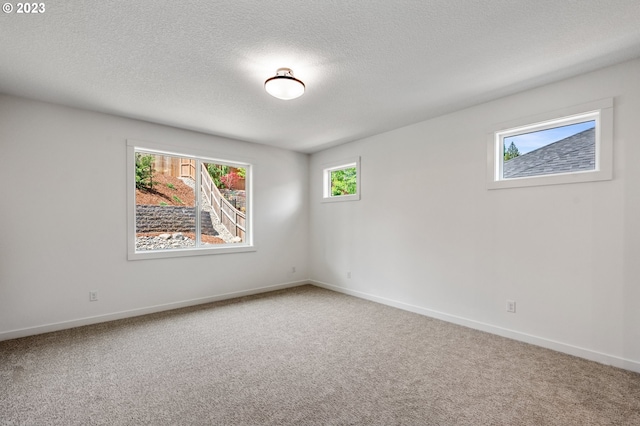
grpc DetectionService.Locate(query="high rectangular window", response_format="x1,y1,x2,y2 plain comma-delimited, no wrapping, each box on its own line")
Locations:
487,99,613,189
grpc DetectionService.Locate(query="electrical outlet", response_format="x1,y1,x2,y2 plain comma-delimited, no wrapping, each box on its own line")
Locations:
292,266,296,273
89,291,98,302
347,271,351,279
506,300,516,313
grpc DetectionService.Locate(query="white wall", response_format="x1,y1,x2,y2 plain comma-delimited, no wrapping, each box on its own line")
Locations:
0,95,309,339
309,58,640,372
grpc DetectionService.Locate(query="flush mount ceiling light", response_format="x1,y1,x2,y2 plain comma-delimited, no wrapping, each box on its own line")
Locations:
264,68,305,100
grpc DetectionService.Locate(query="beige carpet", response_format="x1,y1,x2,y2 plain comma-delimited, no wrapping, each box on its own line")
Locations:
1,285,639,425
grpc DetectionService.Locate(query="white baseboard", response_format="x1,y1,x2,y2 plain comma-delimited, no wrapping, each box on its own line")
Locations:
0,280,309,342
310,280,640,374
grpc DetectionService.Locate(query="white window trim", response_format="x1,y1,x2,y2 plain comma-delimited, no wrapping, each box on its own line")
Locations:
321,156,361,202
127,139,255,260
486,98,613,190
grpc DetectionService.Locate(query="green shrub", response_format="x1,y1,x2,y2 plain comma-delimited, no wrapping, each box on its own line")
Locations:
135,153,155,190
207,164,230,188
331,167,357,196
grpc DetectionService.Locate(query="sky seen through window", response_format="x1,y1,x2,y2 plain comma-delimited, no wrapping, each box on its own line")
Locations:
504,121,595,155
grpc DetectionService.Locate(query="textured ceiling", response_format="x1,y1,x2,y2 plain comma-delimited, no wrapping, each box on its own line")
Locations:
1,1,640,153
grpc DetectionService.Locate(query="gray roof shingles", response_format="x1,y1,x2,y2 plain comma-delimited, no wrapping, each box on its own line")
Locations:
503,127,595,179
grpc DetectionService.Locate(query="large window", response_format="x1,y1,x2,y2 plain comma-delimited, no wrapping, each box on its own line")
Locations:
322,157,361,202
127,141,253,259
487,98,613,189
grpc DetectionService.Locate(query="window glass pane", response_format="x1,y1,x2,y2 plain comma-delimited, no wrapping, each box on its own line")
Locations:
135,152,196,251
330,166,357,196
502,120,595,179
129,142,254,259
201,163,247,244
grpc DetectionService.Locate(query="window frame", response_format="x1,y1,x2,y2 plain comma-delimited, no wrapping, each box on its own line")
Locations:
321,157,361,202
486,98,613,190
127,139,255,260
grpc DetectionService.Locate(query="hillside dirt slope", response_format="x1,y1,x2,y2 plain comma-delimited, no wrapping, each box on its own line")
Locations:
136,174,224,244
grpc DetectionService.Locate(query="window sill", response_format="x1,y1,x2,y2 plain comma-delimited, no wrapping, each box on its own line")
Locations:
127,244,256,261
321,194,361,203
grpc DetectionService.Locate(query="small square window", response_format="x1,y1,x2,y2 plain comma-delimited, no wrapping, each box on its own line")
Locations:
322,157,360,202
487,99,613,189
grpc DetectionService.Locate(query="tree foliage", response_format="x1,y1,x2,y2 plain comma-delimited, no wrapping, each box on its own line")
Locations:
331,167,357,196
207,164,229,188
135,153,155,190
504,141,521,161
220,171,241,191
207,164,246,189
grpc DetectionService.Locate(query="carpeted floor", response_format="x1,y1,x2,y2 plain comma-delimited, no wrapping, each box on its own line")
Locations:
1,285,639,425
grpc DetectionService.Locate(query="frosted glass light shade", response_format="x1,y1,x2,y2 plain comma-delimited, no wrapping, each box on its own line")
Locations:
265,68,305,100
